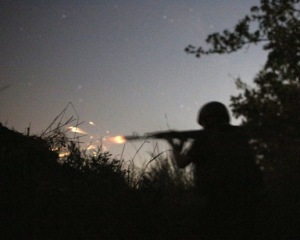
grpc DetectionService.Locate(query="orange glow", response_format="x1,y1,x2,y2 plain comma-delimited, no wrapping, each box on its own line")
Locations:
86,145,95,150
109,135,126,144
68,126,87,134
58,151,70,158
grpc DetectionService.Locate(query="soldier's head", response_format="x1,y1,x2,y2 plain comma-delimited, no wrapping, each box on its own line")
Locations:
197,101,230,128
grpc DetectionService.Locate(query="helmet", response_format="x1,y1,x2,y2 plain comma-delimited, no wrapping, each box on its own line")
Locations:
197,102,230,127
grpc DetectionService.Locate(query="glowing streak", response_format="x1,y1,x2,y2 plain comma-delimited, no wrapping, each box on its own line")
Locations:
89,121,101,130
109,136,126,144
87,145,96,150
59,151,70,158
68,126,87,134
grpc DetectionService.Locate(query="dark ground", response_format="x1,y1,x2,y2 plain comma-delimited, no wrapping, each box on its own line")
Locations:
1,124,300,239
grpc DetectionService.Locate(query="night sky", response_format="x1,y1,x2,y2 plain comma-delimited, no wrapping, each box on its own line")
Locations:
1,0,266,163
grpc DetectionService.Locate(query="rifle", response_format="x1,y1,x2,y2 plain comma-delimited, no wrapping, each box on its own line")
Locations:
110,130,203,143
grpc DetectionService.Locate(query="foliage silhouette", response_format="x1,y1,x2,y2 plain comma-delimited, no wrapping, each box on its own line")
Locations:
186,0,300,238
0,121,200,239
186,0,300,170
1,118,299,239
0,121,143,239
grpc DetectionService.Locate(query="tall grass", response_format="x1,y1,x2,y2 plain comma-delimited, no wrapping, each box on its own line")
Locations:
0,104,198,239
2,104,300,239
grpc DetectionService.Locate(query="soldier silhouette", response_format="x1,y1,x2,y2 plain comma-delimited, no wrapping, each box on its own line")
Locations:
168,101,263,239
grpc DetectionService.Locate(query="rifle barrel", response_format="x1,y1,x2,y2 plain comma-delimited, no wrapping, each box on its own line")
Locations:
123,130,202,141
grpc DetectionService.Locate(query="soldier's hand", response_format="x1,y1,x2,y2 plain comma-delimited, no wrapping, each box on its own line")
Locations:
167,138,183,152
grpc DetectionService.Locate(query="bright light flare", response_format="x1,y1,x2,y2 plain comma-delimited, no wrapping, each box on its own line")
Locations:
109,135,126,144
68,126,87,134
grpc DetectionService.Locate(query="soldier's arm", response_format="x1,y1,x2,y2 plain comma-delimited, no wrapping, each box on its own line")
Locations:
173,149,191,168
167,139,191,168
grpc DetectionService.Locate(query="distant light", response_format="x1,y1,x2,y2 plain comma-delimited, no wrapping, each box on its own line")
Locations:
89,122,100,129
68,126,87,134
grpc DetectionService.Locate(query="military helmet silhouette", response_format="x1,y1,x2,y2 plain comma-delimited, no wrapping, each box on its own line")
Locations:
198,101,230,127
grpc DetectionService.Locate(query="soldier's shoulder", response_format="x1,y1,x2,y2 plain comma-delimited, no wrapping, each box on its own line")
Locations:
223,124,248,134
205,124,244,133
